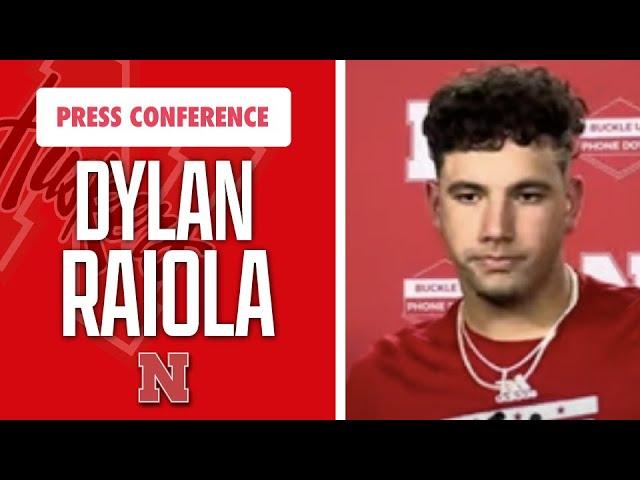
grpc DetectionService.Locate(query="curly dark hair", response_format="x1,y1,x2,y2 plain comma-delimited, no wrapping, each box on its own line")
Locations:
422,64,587,175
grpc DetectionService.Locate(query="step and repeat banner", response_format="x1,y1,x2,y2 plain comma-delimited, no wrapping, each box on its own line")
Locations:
347,60,640,373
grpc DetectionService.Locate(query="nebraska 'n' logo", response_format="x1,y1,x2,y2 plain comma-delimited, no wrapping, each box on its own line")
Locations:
406,100,433,182
138,352,190,404
579,98,640,180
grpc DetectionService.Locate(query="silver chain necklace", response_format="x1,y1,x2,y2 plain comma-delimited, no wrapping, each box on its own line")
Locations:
456,266,579,404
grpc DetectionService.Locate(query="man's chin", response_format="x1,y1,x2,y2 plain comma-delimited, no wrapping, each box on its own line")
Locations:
475,289,523,306
471,278,525,305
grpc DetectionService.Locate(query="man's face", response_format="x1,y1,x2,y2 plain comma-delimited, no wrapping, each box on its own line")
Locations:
429,139,582,304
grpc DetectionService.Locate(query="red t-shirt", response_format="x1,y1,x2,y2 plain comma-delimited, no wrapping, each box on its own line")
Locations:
347,274,640,420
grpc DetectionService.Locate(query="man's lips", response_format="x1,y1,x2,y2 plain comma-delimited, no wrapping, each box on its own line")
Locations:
471,255,525,271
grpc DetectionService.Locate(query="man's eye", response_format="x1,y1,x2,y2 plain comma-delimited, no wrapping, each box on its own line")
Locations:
517,192,544,203
454,192,480,204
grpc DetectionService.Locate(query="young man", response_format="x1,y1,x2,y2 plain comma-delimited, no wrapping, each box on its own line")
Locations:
347,64,640,420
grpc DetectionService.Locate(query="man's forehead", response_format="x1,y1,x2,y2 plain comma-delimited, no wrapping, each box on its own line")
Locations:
440,141,564,185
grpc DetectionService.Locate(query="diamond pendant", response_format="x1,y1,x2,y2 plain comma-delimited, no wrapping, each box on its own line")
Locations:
495,374,538,404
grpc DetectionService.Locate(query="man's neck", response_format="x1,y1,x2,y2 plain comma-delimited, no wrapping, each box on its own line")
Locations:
461,262,575,341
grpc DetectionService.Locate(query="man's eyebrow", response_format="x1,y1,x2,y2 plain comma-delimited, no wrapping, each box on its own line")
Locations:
445,179,554,194
508,180,553,192
446,182,487,195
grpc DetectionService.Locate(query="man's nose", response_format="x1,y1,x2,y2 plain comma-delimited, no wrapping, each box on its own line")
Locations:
479,195,514,243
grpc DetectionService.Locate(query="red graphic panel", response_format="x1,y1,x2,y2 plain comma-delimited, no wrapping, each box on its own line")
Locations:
0,60,335,419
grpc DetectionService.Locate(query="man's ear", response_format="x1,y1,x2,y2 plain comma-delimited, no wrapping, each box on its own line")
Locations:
565,175,584,234
426,180,442,230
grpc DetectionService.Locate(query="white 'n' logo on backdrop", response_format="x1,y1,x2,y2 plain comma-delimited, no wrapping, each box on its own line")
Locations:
406,100,433,181
581,253,640,287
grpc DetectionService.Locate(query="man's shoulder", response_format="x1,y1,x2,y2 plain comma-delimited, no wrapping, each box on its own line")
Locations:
348,308,457,380
580,273,640,313
574,274,640,371
574,273,640,348
346,310,458,419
